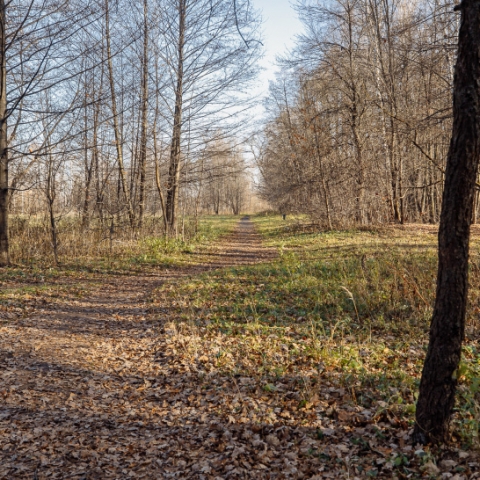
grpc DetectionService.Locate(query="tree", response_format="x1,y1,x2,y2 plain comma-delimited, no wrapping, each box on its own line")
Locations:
0,0,7,265
0,0,97,265
104,0,135,227
158,0,261,235
259,0,455,227
413,0,480,444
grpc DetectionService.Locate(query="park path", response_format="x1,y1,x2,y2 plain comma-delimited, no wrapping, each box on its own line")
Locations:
4,220,475,479
0,217,290,480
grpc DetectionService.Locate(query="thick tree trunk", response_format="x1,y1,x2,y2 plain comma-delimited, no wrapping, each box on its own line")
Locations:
413,0,480,444
0,0,8,266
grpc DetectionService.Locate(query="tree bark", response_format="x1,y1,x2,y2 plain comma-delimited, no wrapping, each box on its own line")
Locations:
138,0,149,229
413,0,480,444
0,0,8,266
165,0,185,236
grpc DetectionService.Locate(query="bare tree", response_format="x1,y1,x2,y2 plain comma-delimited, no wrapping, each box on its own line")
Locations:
259,0,455,228
0,0,99,265
158,0,261,235
0,0,7,265
413,0,480,445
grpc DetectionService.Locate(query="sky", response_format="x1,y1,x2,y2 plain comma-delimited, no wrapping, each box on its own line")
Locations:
250,0,304,106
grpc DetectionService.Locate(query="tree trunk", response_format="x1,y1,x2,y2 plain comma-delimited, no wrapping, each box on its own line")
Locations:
81,88,93,231
152,51,168,235
165,0,185,236
352,122,365,225
105,0,135,227
93,102,104,226
312,121,333,230
138,0,149,230
154,136,168,235
413,0,480,444
346,3,365,226
48,196,59,266
0,0,8,266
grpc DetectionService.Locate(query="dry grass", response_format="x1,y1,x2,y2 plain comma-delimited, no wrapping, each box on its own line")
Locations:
145,215,480,476
7,214,239,271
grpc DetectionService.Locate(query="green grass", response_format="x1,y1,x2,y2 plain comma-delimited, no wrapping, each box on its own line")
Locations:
151,214,480,448
0,215,240,324
125,215,240,269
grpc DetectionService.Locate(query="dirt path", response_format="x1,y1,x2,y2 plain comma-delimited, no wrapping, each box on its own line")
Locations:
5,220,476,479
0,217,287,480
194,216,275,269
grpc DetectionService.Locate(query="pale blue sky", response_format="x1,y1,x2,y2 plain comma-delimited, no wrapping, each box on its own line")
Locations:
251,0,304,97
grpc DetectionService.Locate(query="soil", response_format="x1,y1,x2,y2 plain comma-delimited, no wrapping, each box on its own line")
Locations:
1,219,478,479
0,217,287,480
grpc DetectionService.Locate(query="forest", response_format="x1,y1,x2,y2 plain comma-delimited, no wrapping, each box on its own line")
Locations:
260,0,456,227
0,0,261,266
1,0,480,478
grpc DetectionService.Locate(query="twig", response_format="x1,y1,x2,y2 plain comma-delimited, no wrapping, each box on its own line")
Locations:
233,0,263,48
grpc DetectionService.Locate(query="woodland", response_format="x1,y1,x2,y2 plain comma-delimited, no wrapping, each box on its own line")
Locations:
1,0,480,479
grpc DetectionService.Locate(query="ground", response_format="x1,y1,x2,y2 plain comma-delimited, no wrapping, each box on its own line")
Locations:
1,216,480,479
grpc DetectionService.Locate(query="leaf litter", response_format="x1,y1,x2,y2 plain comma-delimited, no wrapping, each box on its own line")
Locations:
0,217,479,479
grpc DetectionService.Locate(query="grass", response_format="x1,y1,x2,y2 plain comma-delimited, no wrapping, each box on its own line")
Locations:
6,214,239,273
151,214,480,449
0,215,240,326
124,215,240,269
3,213,480,476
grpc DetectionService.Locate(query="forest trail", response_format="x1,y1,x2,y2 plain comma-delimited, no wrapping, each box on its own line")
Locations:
0,217,280,479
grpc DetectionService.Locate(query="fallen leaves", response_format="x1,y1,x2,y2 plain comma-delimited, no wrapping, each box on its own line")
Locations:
1,220,480,479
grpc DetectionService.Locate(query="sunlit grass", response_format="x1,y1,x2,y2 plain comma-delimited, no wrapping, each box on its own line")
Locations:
0,215,240,324
6,214,240,273
151,214,480,447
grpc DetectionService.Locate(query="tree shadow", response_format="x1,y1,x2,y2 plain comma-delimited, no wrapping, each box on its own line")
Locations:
0,349,422,480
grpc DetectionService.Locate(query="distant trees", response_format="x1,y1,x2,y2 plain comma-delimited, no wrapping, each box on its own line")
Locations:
202,140,250,215
159,0,261,234
259,0,456,227
0,0,261,264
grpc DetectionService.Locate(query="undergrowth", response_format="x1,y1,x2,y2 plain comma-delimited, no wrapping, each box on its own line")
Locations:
151,214,480,450
6,214,239,272
0,215,239,326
